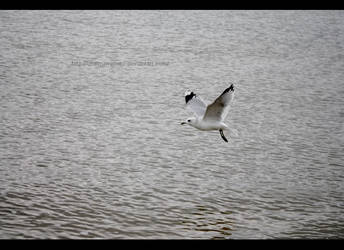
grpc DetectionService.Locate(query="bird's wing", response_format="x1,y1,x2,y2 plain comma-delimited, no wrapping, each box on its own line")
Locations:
203,84,235,122
184,90,207,118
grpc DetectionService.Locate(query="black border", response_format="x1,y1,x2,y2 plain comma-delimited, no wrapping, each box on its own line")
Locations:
1,0,344,10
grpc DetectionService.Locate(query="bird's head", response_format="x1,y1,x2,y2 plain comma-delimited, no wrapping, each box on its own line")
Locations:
181,117,197,126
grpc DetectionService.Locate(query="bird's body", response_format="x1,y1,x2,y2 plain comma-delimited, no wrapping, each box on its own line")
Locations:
181,84,235,142
186,118,228,131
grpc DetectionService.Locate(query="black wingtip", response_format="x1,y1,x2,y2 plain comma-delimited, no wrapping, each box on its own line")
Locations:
220,129,229,143
228,84,234,91
221,84,234,95
185,91,196,104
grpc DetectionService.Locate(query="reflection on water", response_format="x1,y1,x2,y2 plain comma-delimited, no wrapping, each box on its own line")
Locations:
0,10,344,239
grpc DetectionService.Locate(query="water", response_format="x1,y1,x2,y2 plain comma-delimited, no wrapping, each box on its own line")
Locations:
0,10,344,239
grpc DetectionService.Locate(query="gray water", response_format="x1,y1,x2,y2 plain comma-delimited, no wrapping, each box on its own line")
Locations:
0,10,344,239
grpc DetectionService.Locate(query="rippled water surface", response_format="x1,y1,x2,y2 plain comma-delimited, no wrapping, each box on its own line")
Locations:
0,10,344,239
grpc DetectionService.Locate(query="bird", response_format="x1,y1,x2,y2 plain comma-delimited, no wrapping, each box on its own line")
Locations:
181,84,235,142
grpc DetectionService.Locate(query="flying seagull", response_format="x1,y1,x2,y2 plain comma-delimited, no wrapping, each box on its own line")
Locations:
181,84,235,142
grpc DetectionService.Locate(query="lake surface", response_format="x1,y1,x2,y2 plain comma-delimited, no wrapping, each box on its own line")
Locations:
0,10,343,239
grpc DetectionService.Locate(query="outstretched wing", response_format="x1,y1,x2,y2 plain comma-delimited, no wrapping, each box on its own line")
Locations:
184,90,207,118
203,84,235,122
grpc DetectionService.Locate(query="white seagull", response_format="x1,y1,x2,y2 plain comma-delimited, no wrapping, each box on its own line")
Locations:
181,84,235,142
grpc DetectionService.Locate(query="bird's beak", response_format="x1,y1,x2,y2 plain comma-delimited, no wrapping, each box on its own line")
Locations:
181,122,186,125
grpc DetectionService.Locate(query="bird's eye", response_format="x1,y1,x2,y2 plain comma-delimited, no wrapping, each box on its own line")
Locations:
187,119,191,122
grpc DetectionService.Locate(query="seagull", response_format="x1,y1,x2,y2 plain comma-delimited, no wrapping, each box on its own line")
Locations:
181,84,235,142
